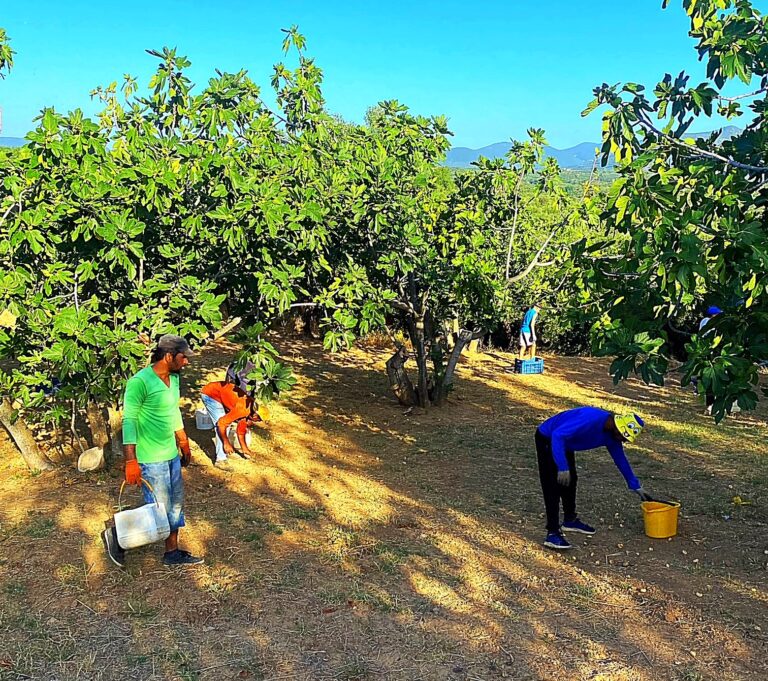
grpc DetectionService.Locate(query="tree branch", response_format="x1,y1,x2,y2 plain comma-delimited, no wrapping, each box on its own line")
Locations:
504,171,527,279
0,189,25,231
582,154,598,199
718,87,768,102
390,300,416,315
636,111,768,174
465,327,486,340
507,225,560,283
212,316,242,341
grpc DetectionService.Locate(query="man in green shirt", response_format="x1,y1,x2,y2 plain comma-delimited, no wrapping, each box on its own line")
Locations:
102,334,203,567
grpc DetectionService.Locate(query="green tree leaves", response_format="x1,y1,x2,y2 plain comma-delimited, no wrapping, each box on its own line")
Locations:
0,21,597,432
0,28,14,78
579,0,768,421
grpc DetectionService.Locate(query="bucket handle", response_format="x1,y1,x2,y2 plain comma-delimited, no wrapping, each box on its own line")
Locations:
118,478,159,512
646,495,678,506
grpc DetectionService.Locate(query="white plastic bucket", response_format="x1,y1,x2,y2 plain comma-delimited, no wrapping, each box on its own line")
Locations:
195,408,214,430
226,423,252,450
114,480,171,549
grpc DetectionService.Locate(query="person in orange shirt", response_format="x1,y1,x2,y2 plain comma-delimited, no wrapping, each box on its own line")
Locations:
200,368,269,470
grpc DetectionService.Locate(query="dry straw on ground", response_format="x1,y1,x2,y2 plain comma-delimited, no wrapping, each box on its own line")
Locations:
0,337,766,680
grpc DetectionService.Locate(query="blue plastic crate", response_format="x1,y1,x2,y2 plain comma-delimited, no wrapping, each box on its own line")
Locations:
514,357,544,374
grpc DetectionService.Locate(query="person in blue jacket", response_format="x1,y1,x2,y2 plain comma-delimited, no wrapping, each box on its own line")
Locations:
535,407,651,550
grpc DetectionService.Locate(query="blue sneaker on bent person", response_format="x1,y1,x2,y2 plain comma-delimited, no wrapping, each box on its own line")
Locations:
543,532,573,550
561,518,596,535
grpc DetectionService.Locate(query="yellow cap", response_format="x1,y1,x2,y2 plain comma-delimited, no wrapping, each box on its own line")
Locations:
257,404,271,422
614,413,644,443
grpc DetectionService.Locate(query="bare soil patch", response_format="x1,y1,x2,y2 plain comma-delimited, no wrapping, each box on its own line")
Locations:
0,338,766,680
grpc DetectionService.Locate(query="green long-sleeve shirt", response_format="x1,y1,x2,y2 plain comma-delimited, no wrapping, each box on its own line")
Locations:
122,366,183,463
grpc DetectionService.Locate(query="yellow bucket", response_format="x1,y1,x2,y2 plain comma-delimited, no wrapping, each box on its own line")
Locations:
641,501,680,539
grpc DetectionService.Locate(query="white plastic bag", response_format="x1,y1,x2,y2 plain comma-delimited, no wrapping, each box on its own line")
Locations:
78,446,104,472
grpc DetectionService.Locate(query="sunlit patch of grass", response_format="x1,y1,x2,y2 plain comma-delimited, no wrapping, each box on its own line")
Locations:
198,564,245,598
321,526,377,565
406,564,471,616
55,563,86,590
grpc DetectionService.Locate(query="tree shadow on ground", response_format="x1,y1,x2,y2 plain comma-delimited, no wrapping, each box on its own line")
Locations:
188,337,768,678
0,336,766,680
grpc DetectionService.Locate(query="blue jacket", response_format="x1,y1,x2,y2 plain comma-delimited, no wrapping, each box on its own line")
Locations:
538,407,641,490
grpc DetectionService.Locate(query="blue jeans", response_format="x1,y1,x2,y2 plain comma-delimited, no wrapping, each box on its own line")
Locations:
140,456,185,532
201,394,227,461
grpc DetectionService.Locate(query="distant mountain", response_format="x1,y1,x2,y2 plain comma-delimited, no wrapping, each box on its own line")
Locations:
445,141,607,169
545,142,604,169
0,137,25,147
692,124,741,142
446,125,742,169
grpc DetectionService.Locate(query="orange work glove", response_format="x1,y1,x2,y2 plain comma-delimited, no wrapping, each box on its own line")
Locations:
179,441,191,468
125,459,141,485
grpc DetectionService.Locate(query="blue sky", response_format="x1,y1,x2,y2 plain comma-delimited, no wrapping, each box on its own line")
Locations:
1,1,764,148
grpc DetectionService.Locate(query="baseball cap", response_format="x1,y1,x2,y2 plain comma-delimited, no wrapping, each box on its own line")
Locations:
156,334,194,358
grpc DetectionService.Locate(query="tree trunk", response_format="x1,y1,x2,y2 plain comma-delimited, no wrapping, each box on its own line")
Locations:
408,316,430,408
0,399,54,471
107,406,122,462
405,273,431,408
434,329,483,406
304,309,320,339
385,346,417,406
86,402,109,449
444,316,460,350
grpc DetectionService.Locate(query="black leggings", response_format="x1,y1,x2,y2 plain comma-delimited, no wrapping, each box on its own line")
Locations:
535,430,577,532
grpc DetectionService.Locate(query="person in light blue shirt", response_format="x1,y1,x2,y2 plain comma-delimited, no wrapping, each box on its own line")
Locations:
519,304,539,360
535,407,652,550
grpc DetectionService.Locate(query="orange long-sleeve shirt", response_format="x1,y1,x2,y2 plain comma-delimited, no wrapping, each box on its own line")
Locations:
201,381,252,438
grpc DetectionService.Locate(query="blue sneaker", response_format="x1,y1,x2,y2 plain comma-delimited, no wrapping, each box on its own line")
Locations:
543,532,573,550
163,549,204,566
562,518,596,535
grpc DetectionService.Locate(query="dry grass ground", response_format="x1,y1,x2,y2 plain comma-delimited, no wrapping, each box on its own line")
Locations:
0,337,766,681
